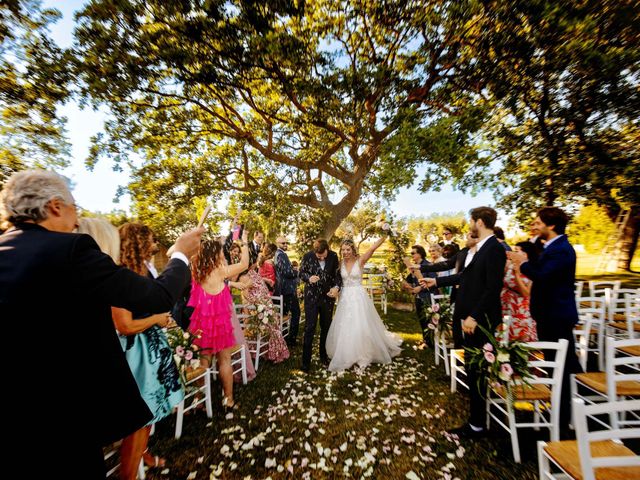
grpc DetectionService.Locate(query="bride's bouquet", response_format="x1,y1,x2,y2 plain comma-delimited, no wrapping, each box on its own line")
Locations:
375,214,398,237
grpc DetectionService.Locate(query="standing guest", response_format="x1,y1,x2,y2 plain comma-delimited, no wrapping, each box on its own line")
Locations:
510,207,582,437
237,265,290,363
0,170,202,478
529,221,545,254
418,233,479,348
442,244,458,260
113,222,185,478
299,239,342,372
188,231,249,410
421,207,506,438
501,241,538,342
275,236,301,347
439,228,460,253
494,226,512,251
249,230,265,265
402,245,435,348
428,244,448,277
258,242,277,294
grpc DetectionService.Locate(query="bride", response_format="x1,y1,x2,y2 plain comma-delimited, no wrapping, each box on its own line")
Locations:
326,235,402,372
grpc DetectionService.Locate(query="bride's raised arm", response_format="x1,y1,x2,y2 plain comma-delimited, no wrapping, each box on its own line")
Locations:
359,235,388,267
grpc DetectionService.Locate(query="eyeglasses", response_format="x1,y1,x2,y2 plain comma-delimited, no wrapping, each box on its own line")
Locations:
279,242,289,246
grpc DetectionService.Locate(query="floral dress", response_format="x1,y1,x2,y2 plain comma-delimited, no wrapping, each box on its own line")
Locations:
501,261,537,342
242,269,290,362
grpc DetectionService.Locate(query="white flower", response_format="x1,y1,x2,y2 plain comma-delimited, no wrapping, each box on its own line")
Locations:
497,352,510,363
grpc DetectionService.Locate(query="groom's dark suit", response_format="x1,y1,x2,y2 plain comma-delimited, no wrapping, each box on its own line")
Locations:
437,235,506,428
299,249,342,369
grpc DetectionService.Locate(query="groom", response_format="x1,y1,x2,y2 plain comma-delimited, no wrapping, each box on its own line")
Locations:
299,238,342,372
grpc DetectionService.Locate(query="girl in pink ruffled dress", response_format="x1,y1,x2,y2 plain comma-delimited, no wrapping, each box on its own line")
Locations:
188,231,249,409
238,268,290,363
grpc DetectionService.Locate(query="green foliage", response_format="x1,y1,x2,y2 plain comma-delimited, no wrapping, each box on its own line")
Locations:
568,204,617,254
0,0,71,185
334,200,385,249
73,0,485,240
406,212,468,247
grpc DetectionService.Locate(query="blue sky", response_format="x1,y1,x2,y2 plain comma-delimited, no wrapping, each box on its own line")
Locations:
45,0,497,220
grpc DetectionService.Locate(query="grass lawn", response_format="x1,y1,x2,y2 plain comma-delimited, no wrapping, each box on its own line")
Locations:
144,308,541,480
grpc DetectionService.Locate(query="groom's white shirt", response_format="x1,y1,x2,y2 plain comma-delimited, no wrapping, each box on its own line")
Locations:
319,260,326,270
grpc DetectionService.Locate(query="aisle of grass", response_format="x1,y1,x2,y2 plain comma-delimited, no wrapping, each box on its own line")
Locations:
146,309,540,479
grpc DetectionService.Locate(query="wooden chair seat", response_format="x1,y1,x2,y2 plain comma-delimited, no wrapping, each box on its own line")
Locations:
609,321,640,333
613,314,627,322
618,345,640,357
575,372,640,396
452,349,464,362
543,440,640,480
185,366,208,381
492,383,551,401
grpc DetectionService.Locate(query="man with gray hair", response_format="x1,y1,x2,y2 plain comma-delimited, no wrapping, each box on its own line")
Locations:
0,170,204,478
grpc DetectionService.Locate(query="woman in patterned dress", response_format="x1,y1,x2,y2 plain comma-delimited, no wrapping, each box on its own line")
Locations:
501,241,539,342
237,266,290,362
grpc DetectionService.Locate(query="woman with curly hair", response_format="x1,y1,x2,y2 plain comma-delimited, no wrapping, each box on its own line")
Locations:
79,220,183,479
188,229,249,409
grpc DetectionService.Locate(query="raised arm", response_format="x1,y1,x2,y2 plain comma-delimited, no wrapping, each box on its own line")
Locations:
359,236,387,267
419,255,457,273
225,230,250,279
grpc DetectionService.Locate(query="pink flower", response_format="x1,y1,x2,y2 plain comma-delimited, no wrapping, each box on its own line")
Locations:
432,303,440,313
176,346,185,357
484,351,495,363
483,343,494,352
185,350,194,360
499,363,513,381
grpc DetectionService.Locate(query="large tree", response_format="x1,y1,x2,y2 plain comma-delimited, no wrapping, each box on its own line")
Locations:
73,0,485,240
455,0,640,269
0,0,70,184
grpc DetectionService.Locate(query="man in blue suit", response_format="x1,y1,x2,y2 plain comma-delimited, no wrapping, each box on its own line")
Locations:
512,206,582,435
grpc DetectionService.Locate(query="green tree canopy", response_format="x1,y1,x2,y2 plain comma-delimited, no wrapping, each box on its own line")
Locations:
73,0,486,240
0,0,70,184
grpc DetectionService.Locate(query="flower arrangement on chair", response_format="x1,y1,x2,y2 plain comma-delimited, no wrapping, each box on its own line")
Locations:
423,297,453,343
243,300,278,340
465,325,533,400
165,326,202,385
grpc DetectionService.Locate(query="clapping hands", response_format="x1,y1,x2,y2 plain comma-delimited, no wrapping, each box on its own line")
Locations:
419,277,437,289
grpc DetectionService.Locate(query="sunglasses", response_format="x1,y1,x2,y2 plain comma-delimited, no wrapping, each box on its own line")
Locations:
279,242,289,245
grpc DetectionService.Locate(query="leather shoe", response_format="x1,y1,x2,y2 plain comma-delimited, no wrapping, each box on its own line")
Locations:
448,424,486,439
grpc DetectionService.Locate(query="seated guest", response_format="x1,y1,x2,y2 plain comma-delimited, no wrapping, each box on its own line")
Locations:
0,170,202,477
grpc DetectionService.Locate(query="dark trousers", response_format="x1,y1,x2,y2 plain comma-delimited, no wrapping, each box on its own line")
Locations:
302,300,334,368
283,293,301,344
464,327,491,428
537,321,583,430
415,298,429,342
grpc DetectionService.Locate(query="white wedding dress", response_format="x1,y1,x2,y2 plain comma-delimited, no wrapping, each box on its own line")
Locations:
326,260,402,372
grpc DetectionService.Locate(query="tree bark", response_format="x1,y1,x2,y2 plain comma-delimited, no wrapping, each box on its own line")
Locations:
617,206,640,272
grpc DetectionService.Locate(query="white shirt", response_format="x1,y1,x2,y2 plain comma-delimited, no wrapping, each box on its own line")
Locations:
170,252,189,267
145,260,159,279
543,234,564,249
319,260,326,270
464,234,494,268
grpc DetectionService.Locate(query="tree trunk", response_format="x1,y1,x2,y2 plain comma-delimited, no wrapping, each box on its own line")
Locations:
618,206,640,272
322,199,359,241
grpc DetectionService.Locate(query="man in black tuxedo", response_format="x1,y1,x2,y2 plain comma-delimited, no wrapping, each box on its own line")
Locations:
299,238,342,371
249,230,264,265
422,207,506,438
275,235,301,346
0,170,203,478
418,233,479,347
511,207,582,434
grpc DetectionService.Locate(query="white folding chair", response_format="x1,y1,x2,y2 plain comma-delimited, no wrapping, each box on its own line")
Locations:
486,339,568,463
211,344,248,385
575,296,607,371
271,295,287,338
365,273,387,314
607,292,640,339
574,281,585,300
103,443,146,478
430,294,451,373
538,398,640,480
571,336,640,430
449,349,467,393
174,366,213,439
589,280,622,299
235,303,270,370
